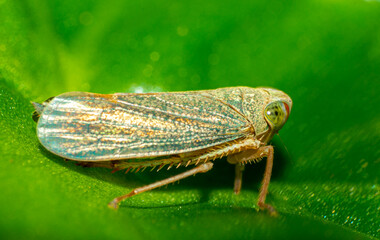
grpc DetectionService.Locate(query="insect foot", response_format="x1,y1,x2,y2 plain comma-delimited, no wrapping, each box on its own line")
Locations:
108,199,119,210
258,202,279,217
108,190,136,209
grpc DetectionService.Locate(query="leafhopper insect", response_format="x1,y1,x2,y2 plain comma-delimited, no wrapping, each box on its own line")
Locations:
32,87,292,215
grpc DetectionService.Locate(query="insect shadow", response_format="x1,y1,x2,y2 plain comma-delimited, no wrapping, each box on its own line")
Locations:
39,139,288,206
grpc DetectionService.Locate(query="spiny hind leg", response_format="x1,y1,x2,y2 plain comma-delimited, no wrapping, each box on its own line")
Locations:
108,162,214,209
227,145,277,216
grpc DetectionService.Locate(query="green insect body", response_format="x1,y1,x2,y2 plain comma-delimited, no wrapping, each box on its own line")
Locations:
33,87,292,215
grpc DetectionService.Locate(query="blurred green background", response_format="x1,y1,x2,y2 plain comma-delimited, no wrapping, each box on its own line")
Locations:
0,0,379,239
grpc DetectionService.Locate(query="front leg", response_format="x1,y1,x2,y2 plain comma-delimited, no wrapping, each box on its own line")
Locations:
228,145,277,216
256,146,276,216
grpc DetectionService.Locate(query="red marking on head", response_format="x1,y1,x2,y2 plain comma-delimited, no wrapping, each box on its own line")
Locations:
283,102,290,116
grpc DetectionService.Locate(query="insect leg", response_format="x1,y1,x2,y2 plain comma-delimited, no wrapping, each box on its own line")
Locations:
233,164,245,194
228,145,277,216
255,146,277,216
108,162,214,209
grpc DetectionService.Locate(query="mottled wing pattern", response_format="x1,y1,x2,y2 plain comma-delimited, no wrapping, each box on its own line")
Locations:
36,91,251,161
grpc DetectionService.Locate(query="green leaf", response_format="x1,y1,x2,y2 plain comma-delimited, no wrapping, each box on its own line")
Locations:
0,0,379,239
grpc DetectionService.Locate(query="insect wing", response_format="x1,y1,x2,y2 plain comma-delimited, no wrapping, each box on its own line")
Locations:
36,91,251,161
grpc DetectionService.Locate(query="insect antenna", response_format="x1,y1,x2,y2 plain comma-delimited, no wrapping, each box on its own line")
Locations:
276,133,292,164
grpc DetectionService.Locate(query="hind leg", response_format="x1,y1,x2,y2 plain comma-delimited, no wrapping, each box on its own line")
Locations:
108,162,214,209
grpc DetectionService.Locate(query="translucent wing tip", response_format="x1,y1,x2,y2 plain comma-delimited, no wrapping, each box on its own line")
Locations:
32,102,44,114
32,102,44,122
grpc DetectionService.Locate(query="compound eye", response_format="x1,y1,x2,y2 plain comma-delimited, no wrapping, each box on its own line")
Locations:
264,101,288,130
